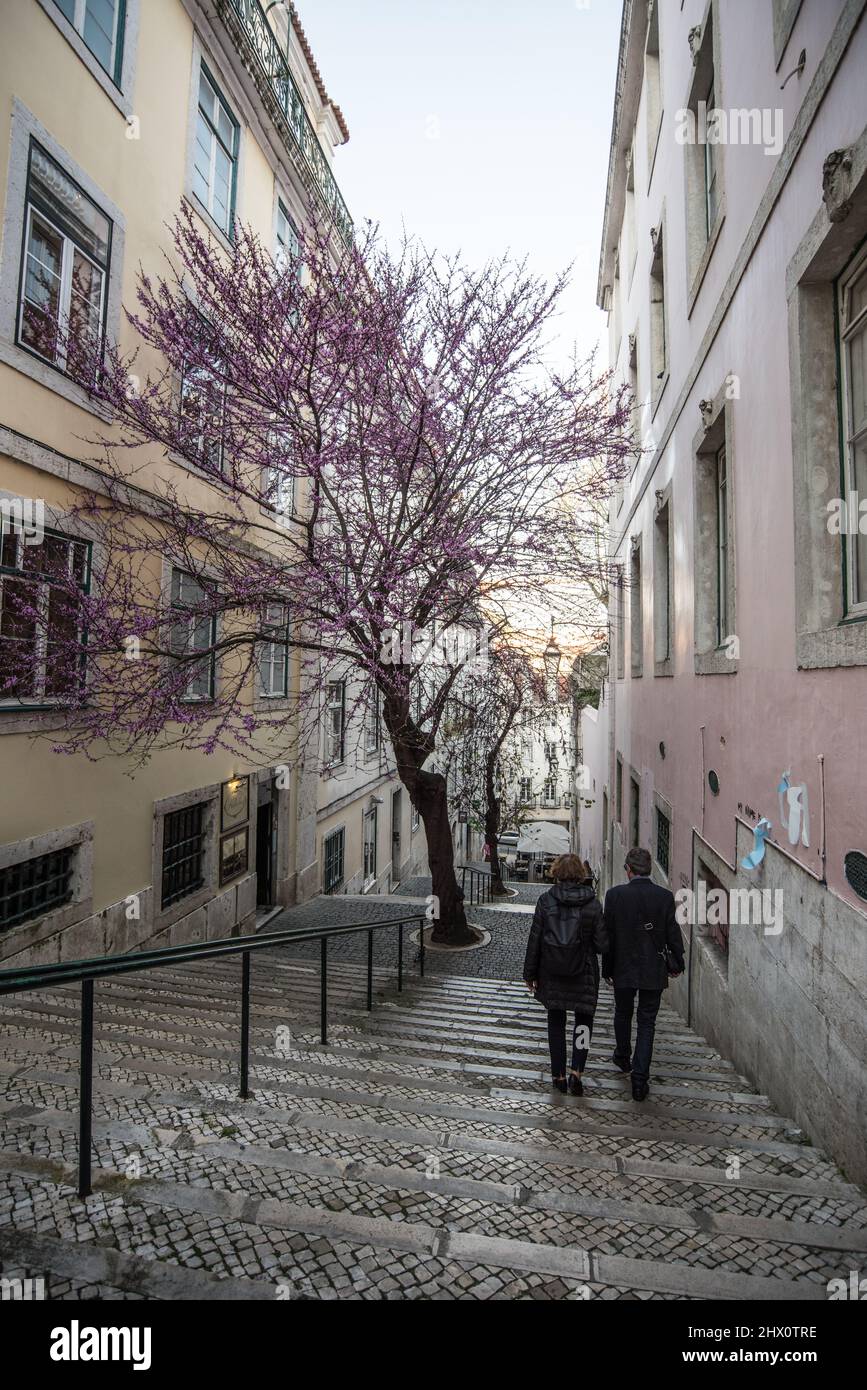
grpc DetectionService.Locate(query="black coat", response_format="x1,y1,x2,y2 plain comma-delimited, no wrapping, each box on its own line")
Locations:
523,882,605,1013
602,876,685,990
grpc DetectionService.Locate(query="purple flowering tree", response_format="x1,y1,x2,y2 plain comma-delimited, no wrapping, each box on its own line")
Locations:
5,206,631,944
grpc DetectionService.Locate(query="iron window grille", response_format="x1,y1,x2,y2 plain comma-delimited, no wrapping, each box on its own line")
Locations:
655,807,671,878
0,846,76,931
323,827,344,894
161,802,207,908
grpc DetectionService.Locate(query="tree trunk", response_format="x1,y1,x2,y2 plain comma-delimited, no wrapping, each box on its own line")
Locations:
415,768,478,945
484,755,508,896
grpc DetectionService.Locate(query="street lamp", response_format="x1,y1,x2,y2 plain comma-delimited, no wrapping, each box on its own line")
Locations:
543,617,561,691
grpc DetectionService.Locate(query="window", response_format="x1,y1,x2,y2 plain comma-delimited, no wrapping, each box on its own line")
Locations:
259,602,288,698
324,679,345,764
615,569,626,678
628,330,640,455
275,200,300,273
0,846,76,931
653,494,672,672
162,802,206,908
629,776,640,848
694,393,736,674
363,807,377,887
649,222,667,396
0,526,90,706
18,141,111,372
364,683,380,754
704,81,719,238
615,758,623,825
519,776,533,804
630,537,643,677
180,359,226,473
411,802,420,832
683,13,722,299
543,779,557,806
715,445,729,645
644,0,662,180
625,141,637,282
655,806,671,877
699,862,729,960
53,0,125,84
170,569,215,702
323,826,344,893
193,66,238,239
838,247,867,614
262,426,294,520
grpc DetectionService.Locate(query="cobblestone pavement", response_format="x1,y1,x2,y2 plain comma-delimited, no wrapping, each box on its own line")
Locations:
1,944,866,1301
257,875,545,981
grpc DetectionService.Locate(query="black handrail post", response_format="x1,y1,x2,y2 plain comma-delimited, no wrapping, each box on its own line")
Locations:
419,914,426,977
366,929,373,1011
79,978,94,1199
240,950,251,1100
320,935,327,1045
397,921,403,992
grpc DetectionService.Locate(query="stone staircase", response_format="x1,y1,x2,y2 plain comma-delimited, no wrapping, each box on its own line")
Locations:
1,952,866,1300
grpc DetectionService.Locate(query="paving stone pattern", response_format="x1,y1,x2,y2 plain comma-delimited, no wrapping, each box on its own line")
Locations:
1,912,866,1301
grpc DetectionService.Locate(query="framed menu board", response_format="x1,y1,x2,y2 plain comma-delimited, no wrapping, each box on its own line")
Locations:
220,828,248,885
221,775,249,833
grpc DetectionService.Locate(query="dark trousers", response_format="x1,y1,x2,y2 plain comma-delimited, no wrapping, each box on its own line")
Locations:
547,1009,594,1077
613,988,663,1084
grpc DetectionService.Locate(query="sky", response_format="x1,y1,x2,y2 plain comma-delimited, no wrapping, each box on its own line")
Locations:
298,0,623,369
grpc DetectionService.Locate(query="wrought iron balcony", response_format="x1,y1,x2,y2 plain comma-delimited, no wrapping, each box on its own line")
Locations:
217,0,353,246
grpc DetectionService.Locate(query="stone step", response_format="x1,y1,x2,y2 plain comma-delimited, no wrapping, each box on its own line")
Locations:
4,1104,865,1251
2,1056,834,1175
0,1154,835,1300
0,1013,768,1109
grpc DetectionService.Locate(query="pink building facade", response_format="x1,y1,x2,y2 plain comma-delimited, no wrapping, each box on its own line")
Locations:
589,0,867,1181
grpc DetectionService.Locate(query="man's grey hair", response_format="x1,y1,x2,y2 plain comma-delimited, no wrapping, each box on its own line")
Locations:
625,847,652,876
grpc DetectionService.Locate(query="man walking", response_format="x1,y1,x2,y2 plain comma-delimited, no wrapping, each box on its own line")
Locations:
602,847,685,1101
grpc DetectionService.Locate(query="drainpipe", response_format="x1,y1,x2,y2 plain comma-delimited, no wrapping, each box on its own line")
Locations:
818,753,827,885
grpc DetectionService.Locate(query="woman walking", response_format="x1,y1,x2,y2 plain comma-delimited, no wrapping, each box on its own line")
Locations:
523,854,605,1095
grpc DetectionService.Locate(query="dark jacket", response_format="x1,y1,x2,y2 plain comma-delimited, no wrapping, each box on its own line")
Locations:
523,881,605,1013
602,876,685,990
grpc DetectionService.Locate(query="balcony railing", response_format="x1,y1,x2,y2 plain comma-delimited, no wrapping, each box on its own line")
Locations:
218,0,353,246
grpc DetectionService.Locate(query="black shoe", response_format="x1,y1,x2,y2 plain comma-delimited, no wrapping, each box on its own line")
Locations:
632,1081,649,1102
568,1075,584,1097
552,1078,568,1094
612,1053,631,1074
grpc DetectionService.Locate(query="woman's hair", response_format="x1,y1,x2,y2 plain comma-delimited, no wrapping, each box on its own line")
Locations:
550,853,589,883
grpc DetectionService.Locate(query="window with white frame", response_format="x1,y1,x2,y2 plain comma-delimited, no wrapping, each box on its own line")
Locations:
192,66,238,239
838,246,867,614
362,806,377,887
649,222,667,391
275,200,300,273
0,526,90,706
653,493,673,672
630,536,643,677
179,358,226,473
258,602,288,698
262,425,294,520
17,141,111,372
519,776,533,804
170,569,215,702
53,0,125,83
324,679,345,764
364,682,380,754
543,778,557,805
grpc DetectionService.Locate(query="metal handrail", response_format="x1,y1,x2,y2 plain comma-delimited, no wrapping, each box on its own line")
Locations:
219,0,353,246
0,911,425,1196
459,864,493,906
